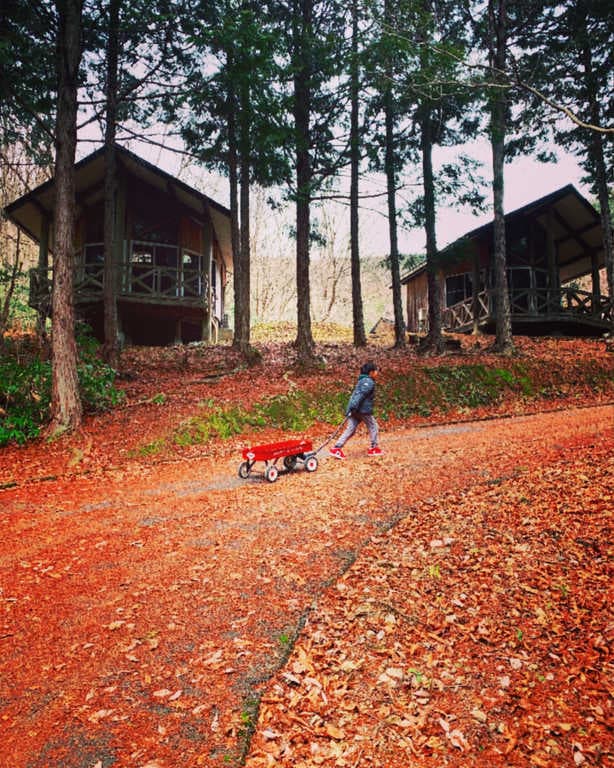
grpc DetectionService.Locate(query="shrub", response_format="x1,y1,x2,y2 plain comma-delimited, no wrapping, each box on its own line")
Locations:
0,327,124,446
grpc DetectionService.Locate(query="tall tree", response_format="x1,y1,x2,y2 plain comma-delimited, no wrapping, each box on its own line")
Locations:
349,0,367,347
49,0,84,434
292,0,318,362
381,0,406,348
487,0,513,354
265,0,350,364
419,102,444,353
177,0,284,361
521,0,613,305
465,0,552,352
102,0,120,367
367,0,482,351
409,0,482,354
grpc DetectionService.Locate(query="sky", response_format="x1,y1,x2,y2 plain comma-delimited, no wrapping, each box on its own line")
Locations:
427,141,589,252
109,132,589,260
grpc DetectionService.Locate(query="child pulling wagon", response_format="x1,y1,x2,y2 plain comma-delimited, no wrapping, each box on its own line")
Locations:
329,360,383,459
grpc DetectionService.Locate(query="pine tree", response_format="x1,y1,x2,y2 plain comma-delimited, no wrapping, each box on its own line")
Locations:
49,0,84,435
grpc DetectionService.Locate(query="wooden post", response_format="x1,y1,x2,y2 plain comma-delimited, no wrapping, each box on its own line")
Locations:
201,220,213,342
546,209,559,313
591,250,601,317
472,250,480,335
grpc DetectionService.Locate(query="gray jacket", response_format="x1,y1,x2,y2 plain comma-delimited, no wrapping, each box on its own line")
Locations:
347,374,375,415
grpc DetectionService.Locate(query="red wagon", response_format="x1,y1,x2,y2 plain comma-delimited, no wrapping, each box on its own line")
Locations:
238,438,319,483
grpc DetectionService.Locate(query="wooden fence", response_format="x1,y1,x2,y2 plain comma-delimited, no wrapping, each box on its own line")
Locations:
30,263,211,307
442,288,613,332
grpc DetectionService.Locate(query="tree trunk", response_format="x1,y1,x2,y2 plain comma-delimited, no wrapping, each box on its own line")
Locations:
489,0,513,355
350,0,366,348
421,109,444,355
102,0,120,366
293,0,316,364
227,72,243,350
232,55,254,358
49,0,83,436
581,41,614,315
383,0,405,349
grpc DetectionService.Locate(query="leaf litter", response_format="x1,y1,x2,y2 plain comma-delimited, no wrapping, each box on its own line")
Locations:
0,335,612,767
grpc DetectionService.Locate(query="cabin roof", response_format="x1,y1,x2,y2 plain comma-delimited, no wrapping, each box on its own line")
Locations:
401,184,604,285
4,144,232,270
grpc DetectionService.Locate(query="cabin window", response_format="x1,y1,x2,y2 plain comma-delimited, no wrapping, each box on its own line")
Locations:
130,181,177,244
84,243,104,274
445,273,473,307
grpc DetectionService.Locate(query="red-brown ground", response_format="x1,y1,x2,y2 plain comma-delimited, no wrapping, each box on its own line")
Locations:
0,336,612,768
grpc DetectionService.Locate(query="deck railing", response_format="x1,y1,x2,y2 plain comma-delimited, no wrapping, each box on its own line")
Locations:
30,263,211,307
442,288,613,331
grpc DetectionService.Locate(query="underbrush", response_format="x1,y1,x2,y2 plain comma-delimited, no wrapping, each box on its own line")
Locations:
137,355,613,456
0,327,124,446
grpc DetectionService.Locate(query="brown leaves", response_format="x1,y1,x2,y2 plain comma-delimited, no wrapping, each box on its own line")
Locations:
1,337,612,767
246,432,614,766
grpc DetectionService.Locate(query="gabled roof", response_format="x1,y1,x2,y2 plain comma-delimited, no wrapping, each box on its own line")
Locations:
401,184,604,285
4,144,232,269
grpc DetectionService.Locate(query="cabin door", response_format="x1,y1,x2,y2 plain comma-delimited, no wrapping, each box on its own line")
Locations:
181,251,203,297
508,266,548,314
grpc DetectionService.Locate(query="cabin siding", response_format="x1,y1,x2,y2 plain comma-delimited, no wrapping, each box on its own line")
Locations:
406,271,429,333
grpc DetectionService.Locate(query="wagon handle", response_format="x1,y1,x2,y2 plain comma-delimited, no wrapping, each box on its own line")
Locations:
313,417,348,455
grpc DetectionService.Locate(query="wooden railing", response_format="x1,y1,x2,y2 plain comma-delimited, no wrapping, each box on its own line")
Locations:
442,288,613,331
30,264,211,306
78,263,210,303
442,292,491,330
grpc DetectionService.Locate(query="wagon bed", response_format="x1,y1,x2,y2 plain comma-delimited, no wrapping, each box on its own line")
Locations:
238,438,318,482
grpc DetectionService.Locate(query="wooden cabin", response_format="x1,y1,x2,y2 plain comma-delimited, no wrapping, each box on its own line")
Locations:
5,145,232,345
401,185,612,337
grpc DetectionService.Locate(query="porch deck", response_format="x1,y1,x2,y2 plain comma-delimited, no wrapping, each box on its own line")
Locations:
29,261,221,345
30,263,212,309
442,287,613,336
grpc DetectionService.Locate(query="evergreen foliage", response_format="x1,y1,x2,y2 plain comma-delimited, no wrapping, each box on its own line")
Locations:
0,326,124,446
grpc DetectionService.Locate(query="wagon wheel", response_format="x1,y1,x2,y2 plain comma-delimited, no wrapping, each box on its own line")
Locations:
238,461,251,479
265,465,279,483
305,455,318,473
283,455,298,471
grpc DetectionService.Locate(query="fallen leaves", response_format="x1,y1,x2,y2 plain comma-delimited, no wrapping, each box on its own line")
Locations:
246,431,614,767
0,338,612,767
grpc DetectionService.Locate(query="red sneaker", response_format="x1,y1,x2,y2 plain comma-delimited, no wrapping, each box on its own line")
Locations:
368,446,383,456
329,447,346,459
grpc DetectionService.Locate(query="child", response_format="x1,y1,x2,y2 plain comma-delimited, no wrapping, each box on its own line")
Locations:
329,361,382,459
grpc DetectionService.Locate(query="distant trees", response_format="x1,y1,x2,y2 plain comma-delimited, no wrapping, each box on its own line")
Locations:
0,144,47,340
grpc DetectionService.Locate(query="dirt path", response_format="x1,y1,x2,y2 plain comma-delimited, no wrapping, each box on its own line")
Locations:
1,404,612,767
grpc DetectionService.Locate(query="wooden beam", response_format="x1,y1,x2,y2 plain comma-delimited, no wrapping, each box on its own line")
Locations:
552,209,598,257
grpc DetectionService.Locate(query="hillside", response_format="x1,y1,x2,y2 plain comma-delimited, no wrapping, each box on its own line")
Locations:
0,332,612,767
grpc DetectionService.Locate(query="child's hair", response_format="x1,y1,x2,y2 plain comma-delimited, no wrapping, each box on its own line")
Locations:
361,360,378,375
